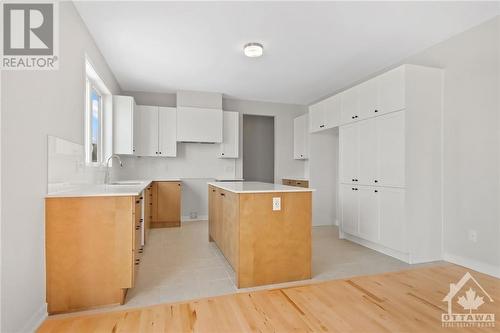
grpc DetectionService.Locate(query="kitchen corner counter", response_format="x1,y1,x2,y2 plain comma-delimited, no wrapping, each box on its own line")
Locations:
207,181,314,194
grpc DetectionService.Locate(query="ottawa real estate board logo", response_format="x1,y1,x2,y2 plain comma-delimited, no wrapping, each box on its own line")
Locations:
442,272,495,328
1,1,59,70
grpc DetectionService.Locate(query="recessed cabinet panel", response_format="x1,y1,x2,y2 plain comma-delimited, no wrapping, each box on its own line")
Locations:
340,123,359,184
158,107,177,157
220,111,239,158
358,119,378,185
324,94,341,128
309,102,326,133
341,184,359,236
340,87,359,124
113,95,136,155
379,66,406,115
379,187,406,252
377,111,405,187
136,105,158,157
294,114,308,159
177,106,223,143
358,187,380,242
358,78,379,120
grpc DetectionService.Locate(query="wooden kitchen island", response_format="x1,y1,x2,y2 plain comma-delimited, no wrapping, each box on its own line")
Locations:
208,181,313,288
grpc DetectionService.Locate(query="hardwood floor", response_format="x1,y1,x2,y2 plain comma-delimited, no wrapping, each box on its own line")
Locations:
38,263,499,332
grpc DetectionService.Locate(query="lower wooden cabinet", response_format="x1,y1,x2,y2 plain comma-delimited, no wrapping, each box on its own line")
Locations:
45,195,142,314
282,178,309,188
151,181,182,228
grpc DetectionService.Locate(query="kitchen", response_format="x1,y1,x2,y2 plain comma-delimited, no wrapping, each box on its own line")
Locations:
2,2,500,332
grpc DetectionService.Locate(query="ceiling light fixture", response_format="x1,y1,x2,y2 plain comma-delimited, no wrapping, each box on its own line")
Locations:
243,42,264,58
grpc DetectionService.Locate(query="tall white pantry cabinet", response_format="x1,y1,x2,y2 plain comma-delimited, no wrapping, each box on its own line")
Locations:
336,65,443,264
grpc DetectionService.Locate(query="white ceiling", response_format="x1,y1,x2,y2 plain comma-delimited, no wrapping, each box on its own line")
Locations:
74,1,500,105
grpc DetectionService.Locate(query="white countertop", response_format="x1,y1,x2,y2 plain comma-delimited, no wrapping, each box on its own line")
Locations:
208,181,314,194
46,178,182,198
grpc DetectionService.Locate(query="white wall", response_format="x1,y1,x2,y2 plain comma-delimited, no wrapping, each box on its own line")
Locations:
406,16,500,275
307,128,339,226
112,92,307,220
0,2,121,332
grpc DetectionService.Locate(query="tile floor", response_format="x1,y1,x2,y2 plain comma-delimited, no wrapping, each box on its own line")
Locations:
52,220,439,319
124,220,428,309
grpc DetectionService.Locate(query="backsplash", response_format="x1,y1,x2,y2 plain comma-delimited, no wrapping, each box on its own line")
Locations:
47,136,105,193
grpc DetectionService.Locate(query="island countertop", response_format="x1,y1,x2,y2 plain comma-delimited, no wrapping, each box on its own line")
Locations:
207,181,314,193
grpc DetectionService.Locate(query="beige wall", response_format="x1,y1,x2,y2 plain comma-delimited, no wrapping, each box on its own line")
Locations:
0,2,121,331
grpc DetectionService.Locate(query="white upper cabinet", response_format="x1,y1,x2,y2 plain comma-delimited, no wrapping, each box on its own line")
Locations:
136,105,158,157
219,111,239,158
309,94,341,133
134,105,177,157
113,95,136,155
293,114,309,160
158,107,177,157
358,78,379,120
358,118,378,185
378,66,406,115
177,106,223,143
340,87,359,124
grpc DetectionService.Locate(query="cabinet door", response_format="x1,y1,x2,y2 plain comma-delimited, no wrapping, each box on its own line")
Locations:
324,94,341,129
208,186,216,241
136,105,158,157
113,95,135,155
358,78,379,120
294,114,308,159
220,111,239,158
156,182,181,223
341,184,359,236
339,123,359,184
379,187,406,252
379,66,405,114
309,103,325,132
340,87,359,124
158,107,177,157
358,187,379,242
377,111,405,187
358,119,377,185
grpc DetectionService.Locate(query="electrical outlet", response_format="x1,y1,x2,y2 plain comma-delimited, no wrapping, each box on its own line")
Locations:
272,197,281,211
468,229,478,243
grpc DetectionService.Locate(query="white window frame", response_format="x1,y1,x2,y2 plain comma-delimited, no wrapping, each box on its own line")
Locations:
85,77,104,166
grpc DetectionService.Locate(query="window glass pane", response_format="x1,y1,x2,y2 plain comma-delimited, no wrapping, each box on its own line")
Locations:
90,88,101,163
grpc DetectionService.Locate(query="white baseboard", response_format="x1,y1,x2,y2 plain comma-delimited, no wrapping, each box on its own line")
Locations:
443,253,500,278
342,232,410,263
181,215,208,222
21,302,47,333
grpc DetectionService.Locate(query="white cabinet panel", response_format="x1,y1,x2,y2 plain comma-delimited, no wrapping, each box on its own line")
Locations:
358,187,380,242
324,94,341,128
340,87,359,124
358,119,377,185
177,107,223,143
220,111,239,158
340,123,359,184
158,107,177,157
136,105,158,157
309,102,325,133
113,95,136,155
379,187,406,252
379,66,405,114
377,111,405,187
358,78,379,120
341,185,359,236
293,114,308,159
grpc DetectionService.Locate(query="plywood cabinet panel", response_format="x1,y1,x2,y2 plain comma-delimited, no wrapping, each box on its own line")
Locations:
152,181,181,227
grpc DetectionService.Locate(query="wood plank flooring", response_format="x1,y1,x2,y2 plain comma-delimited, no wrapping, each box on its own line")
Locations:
38,263,500,332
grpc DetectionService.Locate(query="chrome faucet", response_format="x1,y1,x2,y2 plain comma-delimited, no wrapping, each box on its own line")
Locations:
104,154,123,184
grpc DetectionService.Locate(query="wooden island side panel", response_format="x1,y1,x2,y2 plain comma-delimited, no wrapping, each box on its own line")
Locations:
238,191,312,288
45,196,137,314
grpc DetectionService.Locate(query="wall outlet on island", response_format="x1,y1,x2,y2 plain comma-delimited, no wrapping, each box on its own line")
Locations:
272,197,281,211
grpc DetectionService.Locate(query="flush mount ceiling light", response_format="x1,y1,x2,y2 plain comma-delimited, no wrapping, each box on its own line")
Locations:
243,42,264,58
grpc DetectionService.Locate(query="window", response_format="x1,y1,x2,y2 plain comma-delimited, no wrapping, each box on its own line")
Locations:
85,57,111,166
